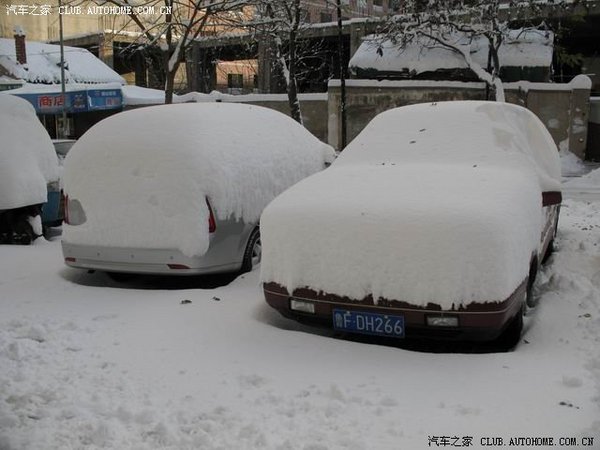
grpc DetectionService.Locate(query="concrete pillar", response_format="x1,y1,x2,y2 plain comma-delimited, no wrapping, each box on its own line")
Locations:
187,44,199,92
349,22,366,59
569,76,592,160
193,47,216,93
134,50,147,87
327,82,341,150
257,38,273,93
98,35,114,68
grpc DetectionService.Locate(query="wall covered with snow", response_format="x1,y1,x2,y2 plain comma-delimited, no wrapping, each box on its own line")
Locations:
327,77,592,159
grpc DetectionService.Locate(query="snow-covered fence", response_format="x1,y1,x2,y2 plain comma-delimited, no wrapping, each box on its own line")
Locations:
328,76,593,158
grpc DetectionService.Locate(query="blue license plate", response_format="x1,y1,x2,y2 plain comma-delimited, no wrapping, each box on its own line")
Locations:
333,309,405,338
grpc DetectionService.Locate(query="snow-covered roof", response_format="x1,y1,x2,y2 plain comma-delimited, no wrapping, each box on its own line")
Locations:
0,38,125,85
62,103,335,257
349,29,554,77
0,95,59,209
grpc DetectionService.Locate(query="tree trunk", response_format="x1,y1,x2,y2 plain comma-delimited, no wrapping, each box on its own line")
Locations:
287,0,303,124
165,68,176,104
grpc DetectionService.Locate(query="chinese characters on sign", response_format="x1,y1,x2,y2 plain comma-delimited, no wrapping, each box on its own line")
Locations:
6,4,51,15
37,95,64,112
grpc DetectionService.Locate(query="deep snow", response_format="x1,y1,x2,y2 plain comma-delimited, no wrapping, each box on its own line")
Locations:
1,154,599,450
0,198,599,449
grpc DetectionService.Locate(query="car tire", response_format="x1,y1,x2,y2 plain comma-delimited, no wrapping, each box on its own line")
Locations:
241,227,261,273
12,214,36,245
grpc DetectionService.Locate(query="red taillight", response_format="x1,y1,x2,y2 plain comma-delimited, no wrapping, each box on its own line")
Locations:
63,194,70,225
167,264,191,270
206,198,216,233
65,257,76,263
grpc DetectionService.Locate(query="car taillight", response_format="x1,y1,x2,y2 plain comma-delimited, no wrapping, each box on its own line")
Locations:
64,196,86,226
206,198,216,233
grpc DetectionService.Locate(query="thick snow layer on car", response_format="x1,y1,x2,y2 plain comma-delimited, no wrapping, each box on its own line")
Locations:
260,101,561,308
62,103,334,257
335,101,561,192
0,95,59,210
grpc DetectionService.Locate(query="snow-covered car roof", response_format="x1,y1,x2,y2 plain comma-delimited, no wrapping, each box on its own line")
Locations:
62,103,335,257
260,101,561,309
336,101,561,192
0,94,59,210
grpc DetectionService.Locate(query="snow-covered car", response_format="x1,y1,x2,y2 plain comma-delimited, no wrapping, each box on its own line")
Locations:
0,94,60,244
261,101,562,347
61,103,335,276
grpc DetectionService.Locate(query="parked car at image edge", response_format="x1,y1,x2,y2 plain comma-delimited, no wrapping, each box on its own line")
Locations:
261,101,562,348
0,94,60,244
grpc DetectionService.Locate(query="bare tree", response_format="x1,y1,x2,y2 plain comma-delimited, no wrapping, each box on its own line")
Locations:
240,0,306,123
70,0,251,103
240,0,351,124
378,0,565,102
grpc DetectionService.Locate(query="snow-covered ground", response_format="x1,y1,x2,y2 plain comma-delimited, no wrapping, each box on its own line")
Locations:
1,172,600,449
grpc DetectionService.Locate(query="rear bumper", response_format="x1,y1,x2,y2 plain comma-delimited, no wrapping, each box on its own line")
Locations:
263,282,526,341
62,242,241,275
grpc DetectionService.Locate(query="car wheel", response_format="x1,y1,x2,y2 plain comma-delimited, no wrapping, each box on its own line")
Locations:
496,305,524,351
241,227,261,273
12,215,35,245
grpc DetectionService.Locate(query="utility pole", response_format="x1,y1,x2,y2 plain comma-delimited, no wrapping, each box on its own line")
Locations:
336,0,347,149
58,0,68,138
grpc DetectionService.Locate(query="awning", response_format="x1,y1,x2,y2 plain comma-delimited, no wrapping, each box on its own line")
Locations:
3,83,123,113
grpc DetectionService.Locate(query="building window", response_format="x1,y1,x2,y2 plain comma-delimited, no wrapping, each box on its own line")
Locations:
227,73,244,89
320,12,333,23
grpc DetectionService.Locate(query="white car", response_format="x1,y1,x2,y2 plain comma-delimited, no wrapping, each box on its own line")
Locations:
261,101,561,348
61,102,334,277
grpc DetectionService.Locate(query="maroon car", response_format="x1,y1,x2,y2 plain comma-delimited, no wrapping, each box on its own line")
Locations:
260,101,561,348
